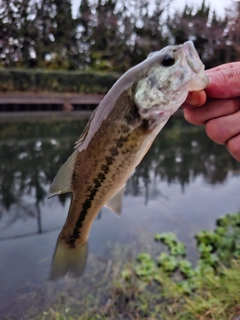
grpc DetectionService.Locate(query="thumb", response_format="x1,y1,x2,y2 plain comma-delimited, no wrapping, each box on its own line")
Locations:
206,62,240,99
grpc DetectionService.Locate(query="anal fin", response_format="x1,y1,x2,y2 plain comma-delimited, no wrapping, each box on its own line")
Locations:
105,185,125,216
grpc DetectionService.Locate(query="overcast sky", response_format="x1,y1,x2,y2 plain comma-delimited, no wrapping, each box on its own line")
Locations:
173,0,232,16
72,0,232,17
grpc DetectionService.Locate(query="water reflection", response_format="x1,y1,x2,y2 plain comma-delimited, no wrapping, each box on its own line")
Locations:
1,116,240,317
0,120,86,234
127,119,239,204
0,118,239,235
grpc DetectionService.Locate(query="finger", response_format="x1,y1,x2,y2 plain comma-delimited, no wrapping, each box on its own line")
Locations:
207,62,240,73
226,134,240,162
205,109,240,145
182,90,206,108
183,98,240,125
206,66,240,99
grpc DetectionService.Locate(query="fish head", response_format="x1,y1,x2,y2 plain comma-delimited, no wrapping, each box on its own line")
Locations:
134,41,209,124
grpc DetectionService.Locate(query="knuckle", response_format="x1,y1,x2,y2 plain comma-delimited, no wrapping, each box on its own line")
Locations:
205,119,226,144
229,99,240,113
183,109,195,124
226,135,240,162
183,108,203,125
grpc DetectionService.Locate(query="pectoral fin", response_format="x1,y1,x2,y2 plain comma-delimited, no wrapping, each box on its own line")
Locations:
105,185,125,216
49,150,78,198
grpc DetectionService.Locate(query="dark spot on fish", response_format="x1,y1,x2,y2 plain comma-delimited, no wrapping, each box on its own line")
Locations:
89,183,101,200
147,78,153,88
119,163,124,167
116,135,126,148
101,164,109,174
97,172,105,182
72,171,78,188
88,191,95,201
87,185,93,193
93,178,101,188
121,125,130,134
68,133,131,246
123,146,135,154
72,172,77,181
141,119,151,131
84,199,92,210
68,196,94,247
141,109,149,114
159,79,172,91
68,187,99,247
131,80,138,95
179,73,185,82
109,147,119,157
105,156,114,165
165,79,172,89
147,75,158,89
125,103,140,125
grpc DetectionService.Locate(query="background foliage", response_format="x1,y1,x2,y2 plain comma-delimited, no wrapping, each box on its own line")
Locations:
0,68,119,92
1,0,240,72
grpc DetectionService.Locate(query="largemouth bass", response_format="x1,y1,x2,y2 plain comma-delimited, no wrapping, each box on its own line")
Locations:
49,41,208,279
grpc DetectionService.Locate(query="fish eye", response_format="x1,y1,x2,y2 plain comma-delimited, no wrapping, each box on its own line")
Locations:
161,54,175,67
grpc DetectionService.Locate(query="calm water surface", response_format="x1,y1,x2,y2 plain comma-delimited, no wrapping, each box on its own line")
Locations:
0,115,240,318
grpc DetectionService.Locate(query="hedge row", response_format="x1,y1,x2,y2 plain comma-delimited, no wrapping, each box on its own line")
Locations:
0,69,120,93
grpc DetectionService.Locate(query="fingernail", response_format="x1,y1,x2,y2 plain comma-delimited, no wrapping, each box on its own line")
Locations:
187,92,201,105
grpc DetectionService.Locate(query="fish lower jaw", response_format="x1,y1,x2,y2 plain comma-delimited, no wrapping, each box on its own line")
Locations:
140,110,172,128
188,73,209,91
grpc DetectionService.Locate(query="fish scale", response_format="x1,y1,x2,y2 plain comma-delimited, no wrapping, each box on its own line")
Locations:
64,106,152,246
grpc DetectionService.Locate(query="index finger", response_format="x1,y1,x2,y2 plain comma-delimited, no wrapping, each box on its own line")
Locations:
207,62,240,73
206,63,240,99
182,90,207,108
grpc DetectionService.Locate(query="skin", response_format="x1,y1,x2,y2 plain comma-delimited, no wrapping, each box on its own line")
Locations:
182,62,240,162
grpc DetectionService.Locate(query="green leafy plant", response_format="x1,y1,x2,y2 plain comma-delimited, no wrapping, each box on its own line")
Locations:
133,211,240,296
29,212,240,320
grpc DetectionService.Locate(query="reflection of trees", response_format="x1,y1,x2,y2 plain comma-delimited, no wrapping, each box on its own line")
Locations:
126,118,240,198
0,120,87,224
0,117,239,222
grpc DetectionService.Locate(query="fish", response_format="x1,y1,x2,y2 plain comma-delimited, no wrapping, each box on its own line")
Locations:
49,41,208,280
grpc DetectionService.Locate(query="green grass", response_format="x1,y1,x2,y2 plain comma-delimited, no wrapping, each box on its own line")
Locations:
0,68,120,93
27,212,240,320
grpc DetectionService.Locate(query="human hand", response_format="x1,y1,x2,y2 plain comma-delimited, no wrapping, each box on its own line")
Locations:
182,62,240,162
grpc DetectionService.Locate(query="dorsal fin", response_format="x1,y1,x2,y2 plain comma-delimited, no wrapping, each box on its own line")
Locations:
49,149,78,198
75,107,98,150
105,185,125,216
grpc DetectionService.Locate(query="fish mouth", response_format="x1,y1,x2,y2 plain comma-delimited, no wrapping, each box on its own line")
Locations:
182,40,209,90
183,41,204,74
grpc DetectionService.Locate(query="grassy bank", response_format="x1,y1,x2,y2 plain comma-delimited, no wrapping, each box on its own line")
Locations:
27,211,240,320
0,69,120,94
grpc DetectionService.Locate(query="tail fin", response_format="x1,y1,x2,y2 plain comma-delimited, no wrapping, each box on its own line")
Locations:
49,238,88,280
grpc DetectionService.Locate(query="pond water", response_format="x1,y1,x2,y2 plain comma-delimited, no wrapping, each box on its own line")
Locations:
0,114,240,318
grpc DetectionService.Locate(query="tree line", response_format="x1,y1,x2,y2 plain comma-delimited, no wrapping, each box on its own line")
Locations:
0,0,240,72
